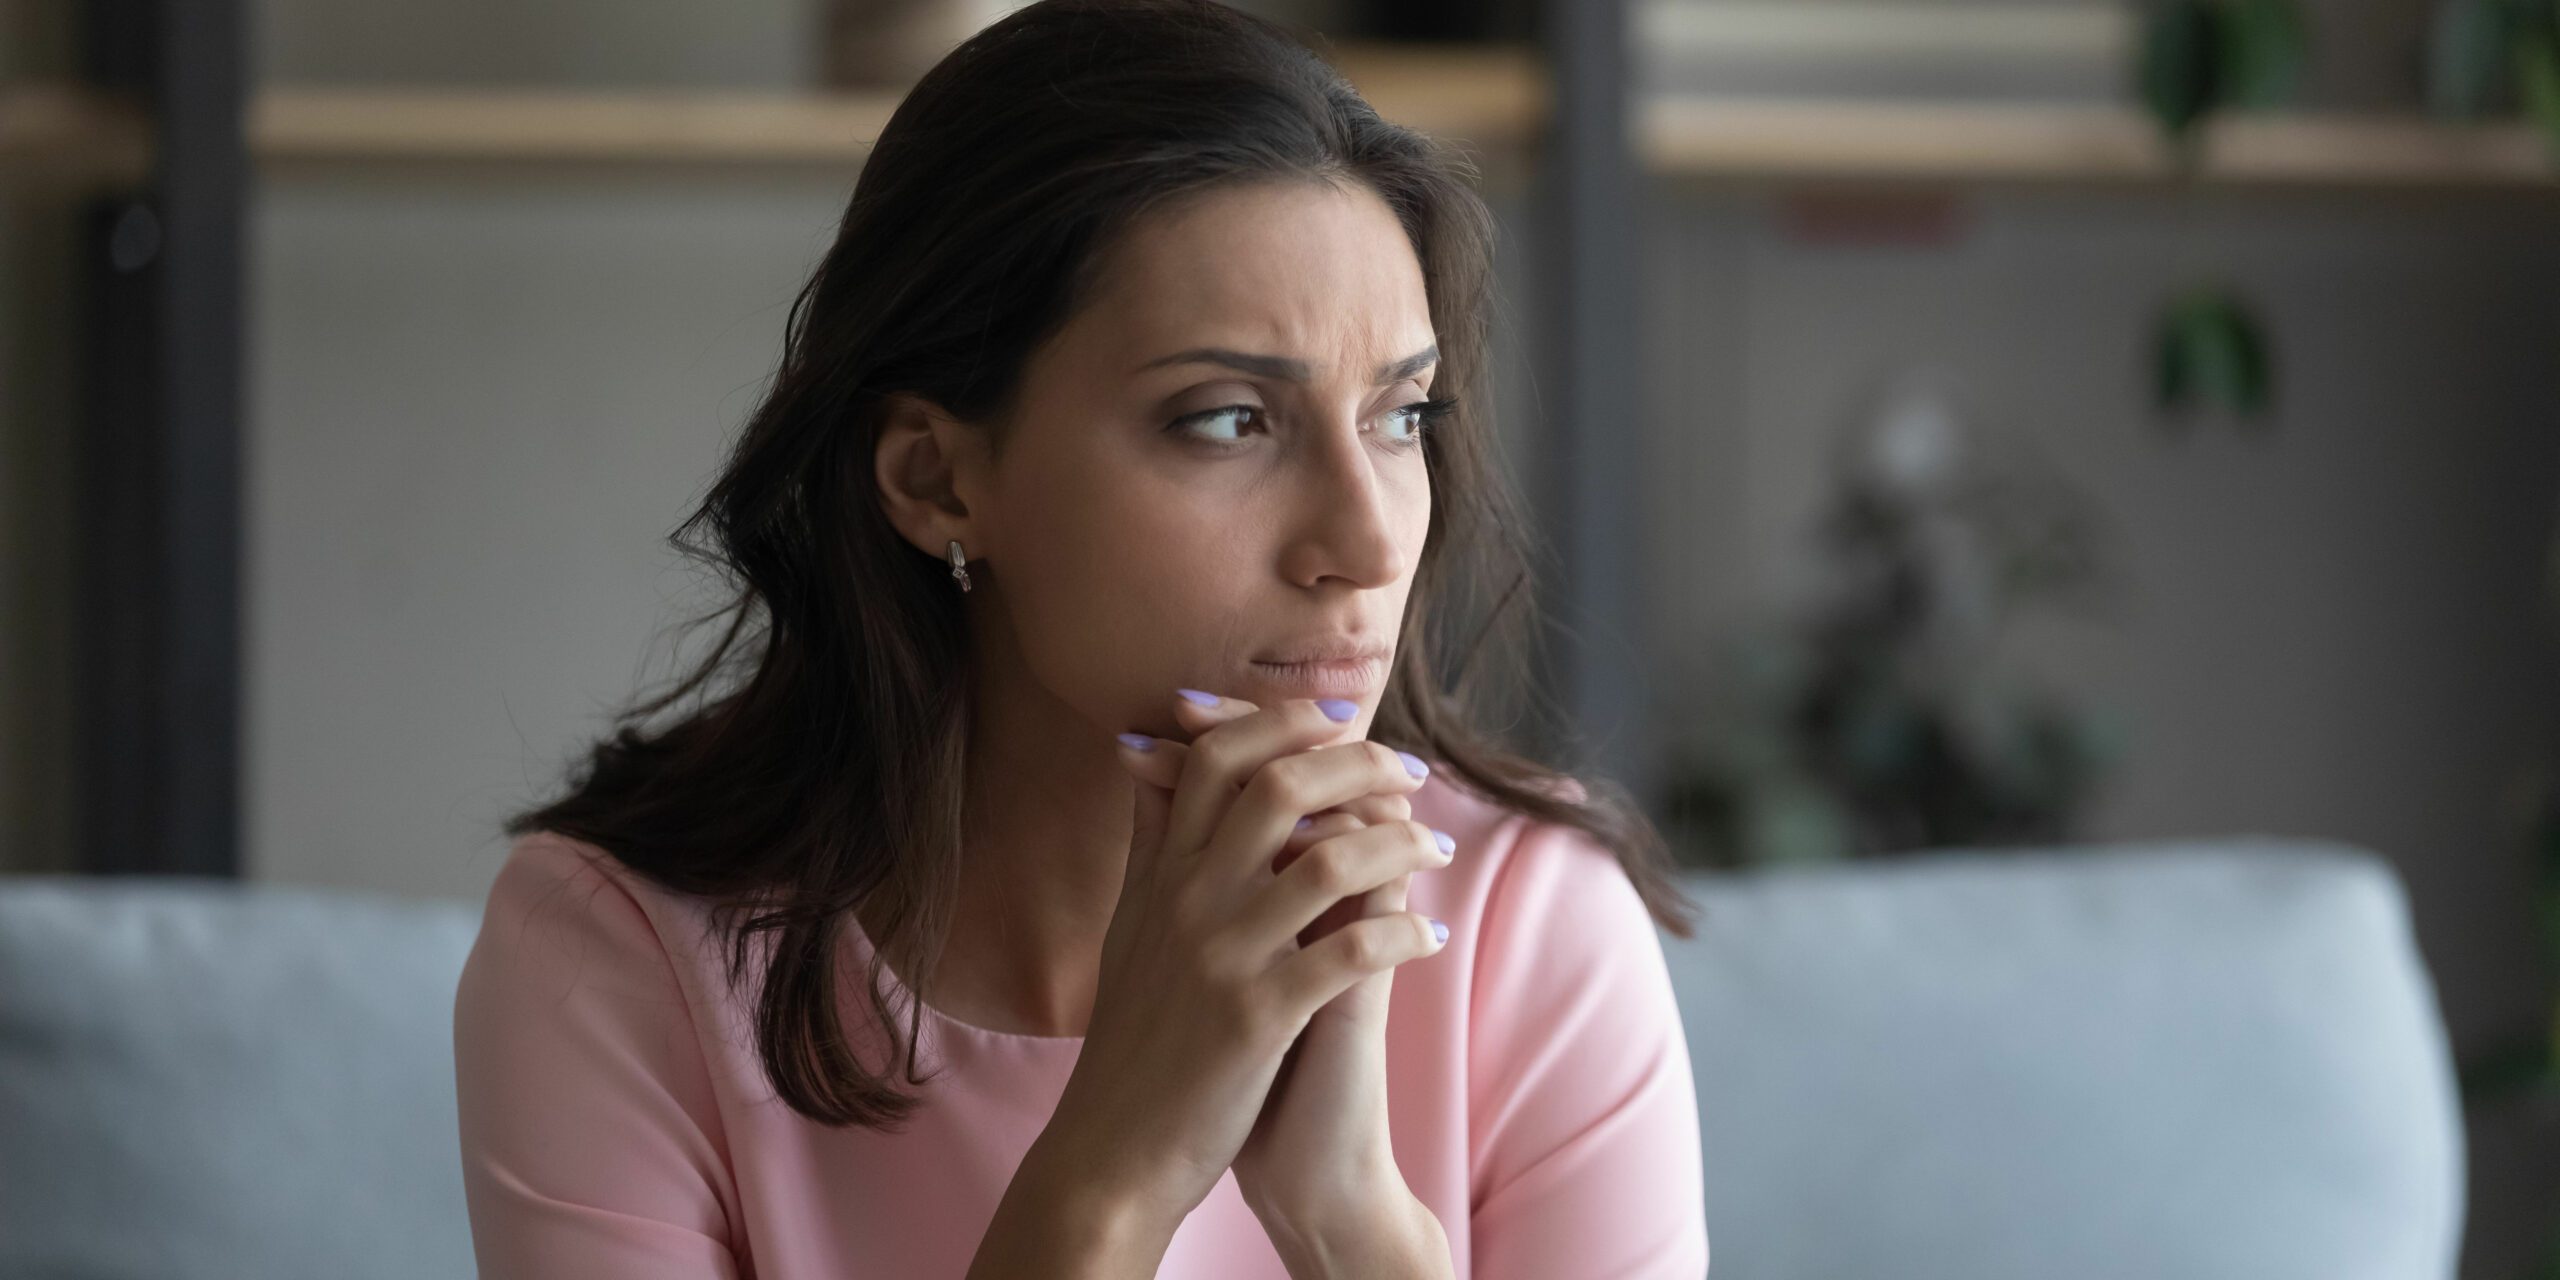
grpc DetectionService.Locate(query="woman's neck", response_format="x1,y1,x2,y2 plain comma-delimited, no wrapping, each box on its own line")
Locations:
925,634,1139,1038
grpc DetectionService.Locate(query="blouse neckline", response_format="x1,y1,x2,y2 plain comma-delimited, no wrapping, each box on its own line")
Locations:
844,908,1089,1046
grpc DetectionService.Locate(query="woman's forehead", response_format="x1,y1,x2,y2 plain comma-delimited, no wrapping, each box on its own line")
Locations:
1083,185,1433,378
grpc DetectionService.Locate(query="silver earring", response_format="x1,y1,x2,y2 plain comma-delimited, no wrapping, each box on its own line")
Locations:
946,539,972,593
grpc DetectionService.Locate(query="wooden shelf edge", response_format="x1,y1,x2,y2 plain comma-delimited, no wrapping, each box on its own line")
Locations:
1643,97,2560,189
253,88,902,165
249,44,1548,169
20,70,2559,193
0,83,155,188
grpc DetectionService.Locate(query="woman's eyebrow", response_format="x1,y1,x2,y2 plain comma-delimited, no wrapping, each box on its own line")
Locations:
1134,343,1439,384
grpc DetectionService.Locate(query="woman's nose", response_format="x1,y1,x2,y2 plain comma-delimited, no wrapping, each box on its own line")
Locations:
1280,417,1405,589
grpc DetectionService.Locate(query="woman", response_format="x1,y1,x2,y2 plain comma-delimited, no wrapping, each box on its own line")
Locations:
452,1,1709,1275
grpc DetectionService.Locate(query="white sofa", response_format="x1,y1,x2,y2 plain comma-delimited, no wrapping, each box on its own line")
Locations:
0,834,2463,1278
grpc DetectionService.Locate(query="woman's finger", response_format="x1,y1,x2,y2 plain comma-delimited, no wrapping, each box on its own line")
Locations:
1112,731,1188,792
1115,689,1422,884
1157,698,1365,862
1112,746,1369,876
1110,743,1389,849
1326,790,1411,829
1274,811,1364,874
1243,819,1447,947
1168,690,1406,835
1170,688,1261,735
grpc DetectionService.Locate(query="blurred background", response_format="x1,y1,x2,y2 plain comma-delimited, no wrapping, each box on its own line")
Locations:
4,0,2558,1274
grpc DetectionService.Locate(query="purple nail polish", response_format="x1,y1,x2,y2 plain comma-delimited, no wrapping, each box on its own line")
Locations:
1429,918,1449,945
1295,816,1314,831
1431,827,1455,855
1396,750,1429,779
1316,698,1358,722
1176,688,1220,707
1116,733,1155,752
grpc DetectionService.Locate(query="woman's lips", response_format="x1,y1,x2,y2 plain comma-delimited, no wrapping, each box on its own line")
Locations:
1248,655,1385,699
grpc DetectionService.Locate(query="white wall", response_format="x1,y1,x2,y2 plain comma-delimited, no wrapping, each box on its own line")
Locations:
246,172,848,899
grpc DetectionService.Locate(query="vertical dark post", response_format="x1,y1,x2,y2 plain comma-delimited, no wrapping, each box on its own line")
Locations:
76,0,246,876
1531,0,1651,799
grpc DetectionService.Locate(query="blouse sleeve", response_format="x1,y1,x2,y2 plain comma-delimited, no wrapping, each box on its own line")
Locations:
451,837,744,1280
1466,819,1710,1279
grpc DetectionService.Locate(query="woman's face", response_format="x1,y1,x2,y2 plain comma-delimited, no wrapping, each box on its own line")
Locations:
967,178,1438,742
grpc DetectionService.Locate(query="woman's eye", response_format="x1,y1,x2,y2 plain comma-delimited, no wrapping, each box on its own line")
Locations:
1168,398,1448,450
1382,404,1428,445
1168,404,1263,444
1384,396,1453,449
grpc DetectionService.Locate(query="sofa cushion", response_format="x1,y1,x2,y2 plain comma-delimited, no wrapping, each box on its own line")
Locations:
1661,835,2465,1280
0,875,480,1280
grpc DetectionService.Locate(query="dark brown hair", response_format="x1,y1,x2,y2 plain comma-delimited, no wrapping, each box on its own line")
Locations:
504,0,1699,1130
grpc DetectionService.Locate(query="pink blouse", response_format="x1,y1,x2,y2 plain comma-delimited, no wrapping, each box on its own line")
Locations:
452,767,1710,1278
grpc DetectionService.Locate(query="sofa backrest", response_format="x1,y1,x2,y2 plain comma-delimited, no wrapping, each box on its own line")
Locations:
0,835,2467,1279
1659,835,2465,1279
0,875,481,1280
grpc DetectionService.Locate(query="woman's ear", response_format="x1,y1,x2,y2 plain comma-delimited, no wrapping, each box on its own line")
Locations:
873,391,985,558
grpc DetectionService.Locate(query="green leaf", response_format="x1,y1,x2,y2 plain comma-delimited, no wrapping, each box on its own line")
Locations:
2154,286,2275,420
2218,0,2311,108
2140,0,2224,140
1745,782,1855,866
2426,0,2513,117
2517,27,2560,160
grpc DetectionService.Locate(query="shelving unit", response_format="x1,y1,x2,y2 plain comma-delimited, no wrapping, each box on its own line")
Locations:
1641,97,2560,190
15,64,2557,191
43,0,250,879
0,82,153,188
19,9,2556,877
2,43,1545,176
9,30,1620,876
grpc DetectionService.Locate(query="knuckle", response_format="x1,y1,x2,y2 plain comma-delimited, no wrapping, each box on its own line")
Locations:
1297,842,1354,895
1340,924,1387,969
1264,757,1320,808
1403,819,1438,858
1192,733,1246,780
1254,755,1318,811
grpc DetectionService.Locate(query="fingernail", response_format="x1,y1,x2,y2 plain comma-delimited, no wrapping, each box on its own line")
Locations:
1429,918,1449,946
1396,750,1429,779
1116,733,1156,752
1176,688,1220,707
1316,698,1358,722
1431,827,1455,856
1295,816,1314,831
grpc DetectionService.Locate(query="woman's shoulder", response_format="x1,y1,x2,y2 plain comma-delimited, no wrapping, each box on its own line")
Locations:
465,830,726,998
481,830,658,930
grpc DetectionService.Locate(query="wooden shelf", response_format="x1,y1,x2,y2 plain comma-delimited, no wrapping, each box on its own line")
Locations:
0,83,153,189
252,89,900,167
1,44,1544,180
1643,97,2560,190
15,58,2560,194
251,43,1546,170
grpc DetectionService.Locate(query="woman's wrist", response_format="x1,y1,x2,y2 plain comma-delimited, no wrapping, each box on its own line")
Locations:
970,1132,1184,1280
1250,1181,1453,1280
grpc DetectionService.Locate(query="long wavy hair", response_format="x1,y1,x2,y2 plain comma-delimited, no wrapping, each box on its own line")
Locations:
504,0,1700,1130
